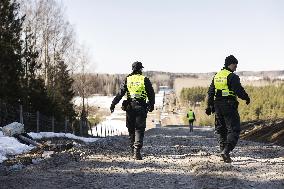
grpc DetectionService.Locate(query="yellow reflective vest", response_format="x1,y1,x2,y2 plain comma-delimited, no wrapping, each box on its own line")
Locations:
214,69,236,97
187,110,194,120
127,74,147,100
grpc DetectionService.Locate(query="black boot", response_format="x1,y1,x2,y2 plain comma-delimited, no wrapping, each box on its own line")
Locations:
130,147,134,156
220,145,225,153
129,135,135,156
220,148,232,163
133,148,142,160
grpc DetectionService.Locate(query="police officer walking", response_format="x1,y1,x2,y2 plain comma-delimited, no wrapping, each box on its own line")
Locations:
110,61,155,160
206,55,250,163
186,109,195,132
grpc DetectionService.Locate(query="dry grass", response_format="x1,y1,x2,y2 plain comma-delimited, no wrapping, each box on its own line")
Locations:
174,78,284,98
174,78,211,97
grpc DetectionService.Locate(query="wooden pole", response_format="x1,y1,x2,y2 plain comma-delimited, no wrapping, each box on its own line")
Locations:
52,116,55,132
19,105,23,124
37,111,40,132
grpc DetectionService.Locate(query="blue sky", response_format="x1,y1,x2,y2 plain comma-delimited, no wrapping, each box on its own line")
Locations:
61,0,284,74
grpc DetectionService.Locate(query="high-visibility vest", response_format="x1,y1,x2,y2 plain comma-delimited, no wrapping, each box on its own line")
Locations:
187,110,194,120
214,69,236,97
127,74,147,100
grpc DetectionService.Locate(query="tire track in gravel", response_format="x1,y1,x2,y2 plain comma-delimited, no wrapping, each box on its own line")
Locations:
1,126,283,189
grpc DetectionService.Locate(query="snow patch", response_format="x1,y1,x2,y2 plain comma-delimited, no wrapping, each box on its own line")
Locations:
28,132,99,143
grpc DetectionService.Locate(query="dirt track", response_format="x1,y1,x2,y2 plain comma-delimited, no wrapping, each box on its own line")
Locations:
1,126,284,189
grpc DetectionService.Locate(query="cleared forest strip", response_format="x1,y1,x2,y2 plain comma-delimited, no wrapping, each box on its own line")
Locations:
1,126,283,189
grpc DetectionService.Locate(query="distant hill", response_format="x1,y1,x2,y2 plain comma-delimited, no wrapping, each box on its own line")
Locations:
145,70,284,80
237,70,284,78
73,70,284,96
146,70,284,96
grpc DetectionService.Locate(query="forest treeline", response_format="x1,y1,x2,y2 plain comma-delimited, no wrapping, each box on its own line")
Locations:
72,70,284,98
72,71,197,96
180,84,284,125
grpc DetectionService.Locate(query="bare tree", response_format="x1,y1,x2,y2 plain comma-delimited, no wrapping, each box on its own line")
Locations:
19,0,77,85
72,45,93,114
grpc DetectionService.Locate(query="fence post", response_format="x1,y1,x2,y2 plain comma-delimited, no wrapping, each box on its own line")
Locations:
19,104,23,124
72,122,75,135
89,122,93,136
52,116,55,132
80,119,82,136
36,111,40,132
65,116,68,133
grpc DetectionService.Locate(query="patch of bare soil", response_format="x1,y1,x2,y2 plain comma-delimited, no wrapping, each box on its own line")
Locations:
241,119,284,146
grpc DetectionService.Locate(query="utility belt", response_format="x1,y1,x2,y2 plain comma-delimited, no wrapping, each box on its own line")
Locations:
215,96,237,102
121,98,147,111
214,98,239,109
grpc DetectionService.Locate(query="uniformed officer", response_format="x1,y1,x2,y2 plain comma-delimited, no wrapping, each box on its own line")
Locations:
110,61,155,160
186,109,195,132
206,55,250,163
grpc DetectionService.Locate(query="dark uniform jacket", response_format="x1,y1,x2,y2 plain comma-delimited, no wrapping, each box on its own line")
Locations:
207,67,250,107
111,71,155,109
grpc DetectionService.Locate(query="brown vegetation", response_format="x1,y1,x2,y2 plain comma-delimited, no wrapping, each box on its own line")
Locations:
241,119,284,146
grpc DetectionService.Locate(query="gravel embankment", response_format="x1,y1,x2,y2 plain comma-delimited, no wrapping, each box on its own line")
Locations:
1,126,283,189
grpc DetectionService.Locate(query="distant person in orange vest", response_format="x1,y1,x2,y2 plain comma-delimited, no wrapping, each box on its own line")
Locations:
186,109,195,132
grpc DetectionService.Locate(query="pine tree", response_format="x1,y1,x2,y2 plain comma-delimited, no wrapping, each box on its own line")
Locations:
0,0,24,105
23,31,53,116
54,60,76,120
21,26,41,112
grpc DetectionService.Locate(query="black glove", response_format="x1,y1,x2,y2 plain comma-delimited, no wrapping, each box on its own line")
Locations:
205,107,212,116
110,104,115,113
246,98,250,105
121,100,128,111
147,103,154,112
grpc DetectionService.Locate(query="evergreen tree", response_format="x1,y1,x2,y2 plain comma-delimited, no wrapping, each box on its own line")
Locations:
21,26,42,112
23,32,53,116
54,60,76,120
0,0,24,105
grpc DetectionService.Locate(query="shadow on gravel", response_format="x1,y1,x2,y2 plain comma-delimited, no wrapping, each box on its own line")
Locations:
234,140,284,159
1,126,284,189
149,125,284,160
193,174,284,189
143,126,219,157
0,158,196,189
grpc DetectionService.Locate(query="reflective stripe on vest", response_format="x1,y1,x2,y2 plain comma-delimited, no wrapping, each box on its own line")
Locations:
214,69,236,97
127,74,147,100
187,111,194,120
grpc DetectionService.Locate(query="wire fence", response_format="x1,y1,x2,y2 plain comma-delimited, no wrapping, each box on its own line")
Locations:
0,100,73,133
0,101,20,128
0,100,126,138
90,122,126,138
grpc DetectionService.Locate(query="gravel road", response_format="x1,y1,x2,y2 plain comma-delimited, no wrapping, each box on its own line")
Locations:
1,126,283,189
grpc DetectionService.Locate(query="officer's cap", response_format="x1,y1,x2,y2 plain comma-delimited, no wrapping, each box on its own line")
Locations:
132,61,144,71
224,55,238,67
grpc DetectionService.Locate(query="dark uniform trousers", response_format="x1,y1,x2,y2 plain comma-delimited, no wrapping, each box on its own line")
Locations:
126,102,147,150
188,120,194,132
214,99,240,152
